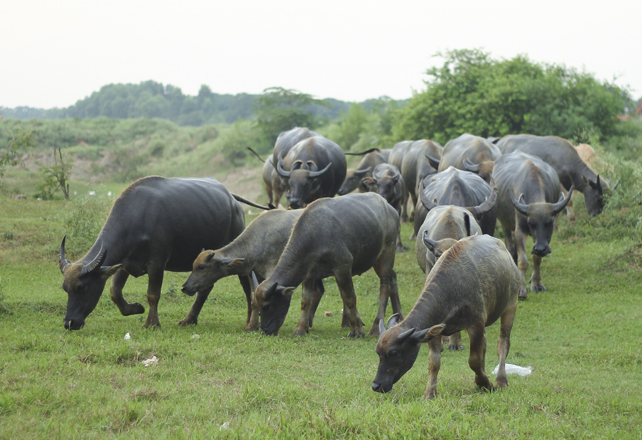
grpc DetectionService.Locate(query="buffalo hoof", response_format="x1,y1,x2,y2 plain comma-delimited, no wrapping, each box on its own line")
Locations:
177,318,197,326
293,327,309,336
143,320,161,329
396,246,405,253
347,330,365,338
124,302,145,316
518,288,528,300
449,344,464,351
531,283,546,293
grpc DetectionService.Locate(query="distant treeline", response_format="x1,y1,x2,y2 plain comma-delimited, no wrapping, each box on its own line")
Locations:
1,81,405,126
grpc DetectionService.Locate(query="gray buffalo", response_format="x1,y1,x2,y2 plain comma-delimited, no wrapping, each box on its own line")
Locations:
361,163,406,252
58,177,256,330
493,151,573,298
277,135,347,209
400,140,443,222
253,193,402,337
180,209,305,330
496,135,610,217
338,148,387,195
372,235,520,399
271,127,318,207
429,133,501,184
414,167,497,238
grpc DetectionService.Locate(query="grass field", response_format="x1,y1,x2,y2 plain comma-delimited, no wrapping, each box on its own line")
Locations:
1,193,641,439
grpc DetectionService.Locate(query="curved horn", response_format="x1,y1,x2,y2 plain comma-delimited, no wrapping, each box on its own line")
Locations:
612,180,620,191
276,159,291,178
463,158,480,173
425,154,440,170
81,244,107,276
466,186,498,218
354,167,372,177
397,328,415,342
308,162,332,178
551,184,574,216
464,212,471,236
378,319,386,336
423,232,437,254
418,179,439,211
251,271,260,291
59,235,71,274
509,189,529,216
262,282,278,300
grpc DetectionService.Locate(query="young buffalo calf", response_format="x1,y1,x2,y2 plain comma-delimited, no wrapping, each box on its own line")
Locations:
372,235,520,399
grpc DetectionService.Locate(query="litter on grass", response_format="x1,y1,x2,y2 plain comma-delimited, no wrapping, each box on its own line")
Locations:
492,363,532,376
142,356,159,367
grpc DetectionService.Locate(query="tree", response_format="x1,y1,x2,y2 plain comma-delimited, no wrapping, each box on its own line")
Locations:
1,128,34,178
252,87,327,151
393,49,631,144
38,147,72,200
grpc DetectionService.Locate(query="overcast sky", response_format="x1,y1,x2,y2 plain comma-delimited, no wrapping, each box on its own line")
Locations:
2,0,640,109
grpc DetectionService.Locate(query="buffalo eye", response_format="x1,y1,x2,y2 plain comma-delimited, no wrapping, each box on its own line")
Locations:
197,264,205,271
388,350,399,358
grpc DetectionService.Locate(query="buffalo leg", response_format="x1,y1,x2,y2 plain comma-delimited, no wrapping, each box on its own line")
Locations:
371,255,402,335
334,272,364,338
143,268,163,329
447,331,464,351
308,279,325,328
178,286,213,326
495,300,517,389
513,228,529,299
423,335,443,399
293,278,319,336
530,255,546,292
237,274,255,328
468,324,493,392
109,269,145,316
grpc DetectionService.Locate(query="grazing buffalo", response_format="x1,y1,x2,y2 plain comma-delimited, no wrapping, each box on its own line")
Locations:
271,127,318,207
388,141,414,221
496,135,610,217
416,206,485,351
246,147,283,207
414,167,497,238
493,151,573,298
361,163,406,252
58,177,254,330
338,148,387,195
180,209,305,330
253,193,402,337
429,133,501,184
400,140,442,222
372,235,520,399
277,135,347,209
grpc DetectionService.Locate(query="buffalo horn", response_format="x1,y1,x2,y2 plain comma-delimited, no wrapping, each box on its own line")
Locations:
59,235,71,274
418,180,439,211
509,190,529,216
378,319,386,337
463,158,480,173
466,186,497,218
262,282,278,300
397,328,415,342
464,212,471,236
81,244,107,276
276,159,291,178
250,271,260,291
354,167,372,177
425,154,440,170
551,184,574,216
612,180,620,191
308,162,333,178
423,232,437,253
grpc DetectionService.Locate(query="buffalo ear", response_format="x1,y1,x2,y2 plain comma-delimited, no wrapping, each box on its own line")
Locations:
387,313,403,328
100,264,123,281
220,257,244,267
275,285,295,297
205,252,215,262
412,323,446,343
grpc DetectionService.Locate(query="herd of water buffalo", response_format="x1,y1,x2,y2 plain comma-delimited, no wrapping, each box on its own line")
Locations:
57,127,613,398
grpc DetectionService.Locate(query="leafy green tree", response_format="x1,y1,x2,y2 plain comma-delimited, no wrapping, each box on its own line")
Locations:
393,49,631,144
0,128,35,178
253,87,327,151
37,147,72,200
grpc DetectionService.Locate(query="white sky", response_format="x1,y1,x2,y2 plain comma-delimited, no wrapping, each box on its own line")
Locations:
2,0,641,109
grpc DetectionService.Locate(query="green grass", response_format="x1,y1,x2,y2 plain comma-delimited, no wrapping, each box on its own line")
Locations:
1,196,641,439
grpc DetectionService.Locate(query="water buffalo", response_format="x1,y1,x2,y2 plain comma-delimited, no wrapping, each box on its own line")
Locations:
429,133,501,184
180,209,306,330
361,163,406,253
253,193,402,337
338,148,387,195
496,135,610,217
400,140,442,222
245,147,283,207
271,127,318,207
372,234,520,399
388,141,414,221
493,151,573,298
58,177,255,330
414,167,497,238
276,135,347,209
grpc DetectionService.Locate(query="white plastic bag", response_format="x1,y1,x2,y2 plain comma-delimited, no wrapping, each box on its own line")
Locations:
492,363,532,376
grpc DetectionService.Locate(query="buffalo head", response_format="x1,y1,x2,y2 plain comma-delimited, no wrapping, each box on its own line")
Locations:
277,159,332,209
59,236,122,330
372,314,445,393
583,175,609,217
463,158,495,184
181,250,244,296
338,168,371,196
252,279,295,335
510,186,573,257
